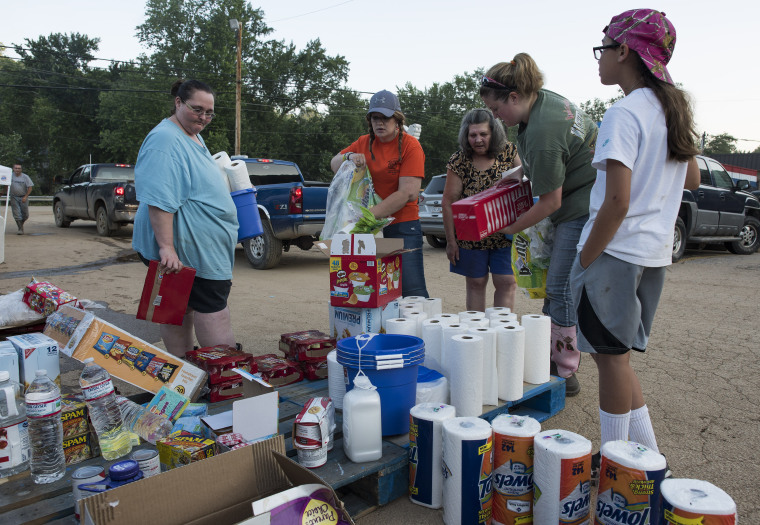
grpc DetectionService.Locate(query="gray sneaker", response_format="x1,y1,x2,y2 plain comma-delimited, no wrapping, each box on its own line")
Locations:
551,361,581,397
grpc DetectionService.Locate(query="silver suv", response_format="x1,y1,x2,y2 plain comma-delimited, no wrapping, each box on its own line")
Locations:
419,174,447,248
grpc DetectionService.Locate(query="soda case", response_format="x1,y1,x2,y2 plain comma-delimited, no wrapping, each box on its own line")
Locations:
279,330,336,362
184,346,254,384
251,354,303,387
451,181,533,241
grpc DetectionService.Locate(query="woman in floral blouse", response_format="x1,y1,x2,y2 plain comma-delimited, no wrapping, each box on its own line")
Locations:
442,108,521,311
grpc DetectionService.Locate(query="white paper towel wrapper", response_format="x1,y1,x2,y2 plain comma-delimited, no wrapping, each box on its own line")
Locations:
422,319,444,373
468,327,498,406
491,312,518,323
521,314,551,384
212,151,233,191
400,302,423,315
422,297,443,318
416,375,449,405
441,323,468,378
442,417,494,525
533,429,592,524
458,311,484,323
486,306,511,318
491,318,520,329
327,350,345,410
400,296,426,305
434,313,460,325
409,403,456,509
447,334,484,417
402,310,428,337
660,478,737,523
495,325,525,402
386,317,417,337
596,440,667,524
225,160,253,192
464,317,489,329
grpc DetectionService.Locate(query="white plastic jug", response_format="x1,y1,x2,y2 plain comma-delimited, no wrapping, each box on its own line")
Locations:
342,372,382,463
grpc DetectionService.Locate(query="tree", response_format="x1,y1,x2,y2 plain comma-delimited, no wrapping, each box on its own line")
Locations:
579,93,623,124
703,133,738,155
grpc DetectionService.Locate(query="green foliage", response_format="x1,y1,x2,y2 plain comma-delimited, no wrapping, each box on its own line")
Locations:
703,133,738,155
579,93,623,124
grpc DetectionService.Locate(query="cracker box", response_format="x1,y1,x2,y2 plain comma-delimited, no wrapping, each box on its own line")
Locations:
293,397,334,450
6,333,60,390
251,354,303,387
62,431,97,465
61,393,90,439
279,330,336,362
184,345,254,384
451,181,533,241
300,360,329,381
328,299,399,341
157,430,217,470
315,234,408,308
0,341,20,384
207,376,245,403
22,280,79,316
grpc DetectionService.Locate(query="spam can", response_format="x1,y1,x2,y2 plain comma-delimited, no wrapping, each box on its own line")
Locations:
72,465,106,521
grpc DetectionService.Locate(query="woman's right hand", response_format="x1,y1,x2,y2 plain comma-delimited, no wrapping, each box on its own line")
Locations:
349,153,366,169
446,242,459,266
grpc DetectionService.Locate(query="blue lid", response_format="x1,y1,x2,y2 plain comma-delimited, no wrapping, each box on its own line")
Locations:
417,366,444,383
337,334,424,355
109,460,140,481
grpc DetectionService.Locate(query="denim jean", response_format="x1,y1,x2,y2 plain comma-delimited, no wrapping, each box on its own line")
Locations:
10,195,29,222
383,220,429,298
542,215,588,326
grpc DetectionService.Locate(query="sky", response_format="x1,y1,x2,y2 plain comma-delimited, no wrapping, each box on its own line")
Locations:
3,0,759,151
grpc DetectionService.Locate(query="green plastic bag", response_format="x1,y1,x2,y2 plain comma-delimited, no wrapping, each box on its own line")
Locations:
511,218,554,299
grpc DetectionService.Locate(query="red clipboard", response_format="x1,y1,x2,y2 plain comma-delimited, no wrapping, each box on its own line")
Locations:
136,260,196,325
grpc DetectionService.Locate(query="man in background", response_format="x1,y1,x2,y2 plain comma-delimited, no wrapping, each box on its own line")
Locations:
10,163,33,235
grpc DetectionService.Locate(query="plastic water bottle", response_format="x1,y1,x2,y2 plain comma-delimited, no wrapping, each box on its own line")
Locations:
0,371,30,477
25,370,66,484
117,396,174,445
79,358,132,460
342,373,382,463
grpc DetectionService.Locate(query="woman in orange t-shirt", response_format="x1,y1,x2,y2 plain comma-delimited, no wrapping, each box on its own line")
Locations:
330,90,429,298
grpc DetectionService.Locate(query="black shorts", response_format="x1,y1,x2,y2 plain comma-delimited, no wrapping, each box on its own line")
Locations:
139,254,232,314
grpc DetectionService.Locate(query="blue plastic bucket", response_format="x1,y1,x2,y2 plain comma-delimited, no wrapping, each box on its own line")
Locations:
337,334,424,436
231,188,264,242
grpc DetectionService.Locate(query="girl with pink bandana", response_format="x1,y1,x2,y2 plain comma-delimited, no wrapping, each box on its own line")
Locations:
570,9,700,479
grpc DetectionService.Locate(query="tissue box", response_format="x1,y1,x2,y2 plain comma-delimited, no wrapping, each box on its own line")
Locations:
22,280,78,316
328,299,399,341
451,181,533,241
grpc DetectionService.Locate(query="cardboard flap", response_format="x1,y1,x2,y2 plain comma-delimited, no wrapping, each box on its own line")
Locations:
316,234,404,257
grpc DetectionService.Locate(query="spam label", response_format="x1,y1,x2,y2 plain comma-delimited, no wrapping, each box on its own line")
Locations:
459,435,493,524
594,455,666,525
493,433,534,525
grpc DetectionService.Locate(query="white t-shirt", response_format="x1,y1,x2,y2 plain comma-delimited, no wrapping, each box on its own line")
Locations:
577,88,687,267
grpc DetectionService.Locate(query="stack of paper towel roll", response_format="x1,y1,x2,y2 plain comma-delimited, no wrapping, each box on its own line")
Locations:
212,151,253,192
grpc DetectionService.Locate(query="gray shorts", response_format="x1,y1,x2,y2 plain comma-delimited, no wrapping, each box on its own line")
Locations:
570,252,665,355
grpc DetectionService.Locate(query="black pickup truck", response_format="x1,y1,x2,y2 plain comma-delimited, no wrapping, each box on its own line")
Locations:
53,163,138,237
674,155,760,261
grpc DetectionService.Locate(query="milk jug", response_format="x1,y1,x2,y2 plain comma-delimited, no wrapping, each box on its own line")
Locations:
342,372,382,462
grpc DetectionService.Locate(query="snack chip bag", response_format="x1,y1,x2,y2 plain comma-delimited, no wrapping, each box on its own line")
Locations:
109,339,131,360
93,332,118,355
134,351,156,373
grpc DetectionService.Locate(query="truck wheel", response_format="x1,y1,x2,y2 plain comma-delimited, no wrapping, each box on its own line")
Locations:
726,216,760,255
53,201,71,228
96,206,117,237
672,217,686,262
242,218,282,269
425,235,447,248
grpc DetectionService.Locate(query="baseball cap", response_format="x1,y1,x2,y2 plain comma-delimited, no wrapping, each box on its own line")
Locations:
367,90,401,117
605,9,676,84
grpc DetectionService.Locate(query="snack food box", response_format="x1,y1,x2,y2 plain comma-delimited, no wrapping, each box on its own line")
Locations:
145,385,190,422
299,360,329,381
22,280,79,315
328,299,399,341
207,376,245,403
185,345,254,384
279,330,336,362
6,332,60,390
451,181,533,241
81,434,355,525
250,354,303,387
53,305,207,401
156,430,218,470
61,393,90,439
315,234,410,308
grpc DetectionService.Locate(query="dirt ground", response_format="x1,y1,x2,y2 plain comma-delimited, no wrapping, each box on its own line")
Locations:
1,207,758,522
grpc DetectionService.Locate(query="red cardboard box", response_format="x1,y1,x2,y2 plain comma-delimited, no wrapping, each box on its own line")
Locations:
23,280,79,316
137,260,196,326
185,345,254,384
251,354,303,387
315,234,407,308
452,181,533,241
279,330,335,362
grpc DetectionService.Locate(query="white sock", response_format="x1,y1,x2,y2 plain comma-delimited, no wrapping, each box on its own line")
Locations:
629,405,659,453
599,408,630,449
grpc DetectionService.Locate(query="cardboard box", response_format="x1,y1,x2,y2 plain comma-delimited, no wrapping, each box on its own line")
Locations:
451,181,533,241
81,434,355,525
315,234,406,308
0,341,20,384
22,280,78,315
157,430,218,470
6,333,60,390
136,261,196,326
328,299,400,341
279,330,336,362
55,306,207,401
251,355,303,387
185,345,254,384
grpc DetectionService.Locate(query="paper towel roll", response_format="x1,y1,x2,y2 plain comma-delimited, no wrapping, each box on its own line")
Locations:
441,324,468,378
521,314,551,385
402,310,428,338
660,479,737,523
400,296,427,304
400,303,423,315
409,403,457,509
533,429,592,524
422,297,443,318
464,317,489,329
442,417,493,525
468,327,498,406
385,317,418,337
434,313,460,325
448,334,483,417
495,325,525,402
597,440,667,524
422,319,444,373
491,312,518,323
486,306,511,318
225,160,253,192
212,151,233,191
327,350,345,410
458,311,485,323
491,415,541,525
490,318,520,329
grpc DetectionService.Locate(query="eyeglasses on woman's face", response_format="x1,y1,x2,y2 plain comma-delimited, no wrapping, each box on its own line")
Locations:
593,44,621,60
183,99,216,119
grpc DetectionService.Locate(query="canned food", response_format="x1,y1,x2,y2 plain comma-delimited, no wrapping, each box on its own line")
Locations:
131,448,160,478
72,465,106,521
297,445,328,468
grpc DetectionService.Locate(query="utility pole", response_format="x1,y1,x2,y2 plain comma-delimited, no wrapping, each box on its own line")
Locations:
230,19,243,156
